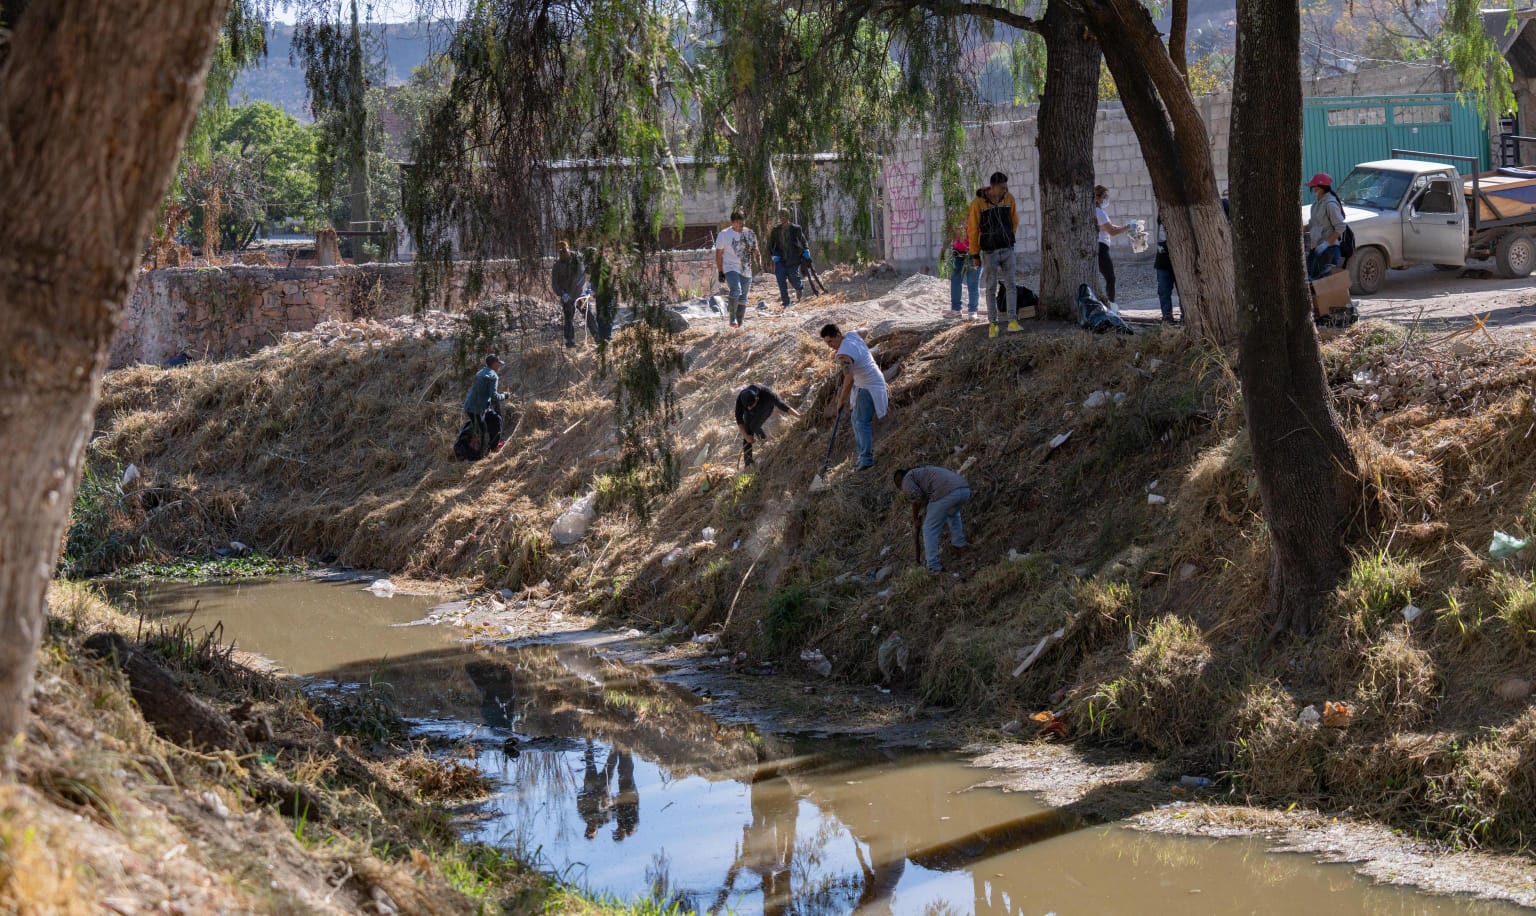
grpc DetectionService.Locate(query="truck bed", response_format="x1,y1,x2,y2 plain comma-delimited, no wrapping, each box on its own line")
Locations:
1465,167,1536,222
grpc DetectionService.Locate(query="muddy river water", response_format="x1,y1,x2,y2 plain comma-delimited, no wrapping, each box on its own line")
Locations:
113,578,1527,915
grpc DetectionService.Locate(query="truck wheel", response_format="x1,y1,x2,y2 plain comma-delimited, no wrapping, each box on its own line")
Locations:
1496,232,1536,279
1348,247,1386,295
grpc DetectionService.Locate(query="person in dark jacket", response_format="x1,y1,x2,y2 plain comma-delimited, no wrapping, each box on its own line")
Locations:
735,384,800,467
966,172,1021,336
585,246,617,343
765,208,809,309
463,353,507,453
551,240,587,347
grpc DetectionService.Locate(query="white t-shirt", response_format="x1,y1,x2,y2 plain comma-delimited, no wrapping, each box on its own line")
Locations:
1095,206,1112,246
836,331,889,418
715,226,758,277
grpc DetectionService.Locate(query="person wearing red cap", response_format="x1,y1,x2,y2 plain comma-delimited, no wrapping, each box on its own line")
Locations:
1306,172,1347,279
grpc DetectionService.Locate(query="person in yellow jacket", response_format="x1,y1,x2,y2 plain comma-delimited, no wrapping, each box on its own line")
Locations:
966,171,1021,338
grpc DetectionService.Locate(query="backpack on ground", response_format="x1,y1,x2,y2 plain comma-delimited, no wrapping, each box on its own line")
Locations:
453,407,504,462
1077,284,1132,335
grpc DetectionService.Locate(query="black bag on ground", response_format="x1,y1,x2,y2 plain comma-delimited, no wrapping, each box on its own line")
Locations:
1077,284,1132,335
993,282,1039,313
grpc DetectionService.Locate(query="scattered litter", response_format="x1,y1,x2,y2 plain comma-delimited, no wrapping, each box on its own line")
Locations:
229,540,250,555
1012,628,1066,677
1490,530,1530,559
876,633,909,681
1083,391,1110,409
550,611,563,622
1146,480,1159,491
1298,705,1321,726
1179,775,1212,789
1007,549,1033,563
880,545,891,557
498,588,516,599
1031,710,1068,739
691,633,719,645
701,527,717,543
875,588,893,599
1400,604,1423,623
958,455,977,475
873,565,894,584
371,887,400,916
731,539,741,551
1048,431,1072,449
1147,494,1167,506
1322,700,1353,729
1148,358,1164,372
1178,563,1199,581
999,719,1022,734
661,547,685,567
1112,392,1127,405
1497,677,1532,702
621,628,644,638
121,464,141,488
199,791,230,820
367,578,397,597
552,492,598,545
536,598,555,609
800,648,833,677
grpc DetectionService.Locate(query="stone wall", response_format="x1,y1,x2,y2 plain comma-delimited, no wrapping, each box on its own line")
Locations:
881,62,1453,270
113,250,720,368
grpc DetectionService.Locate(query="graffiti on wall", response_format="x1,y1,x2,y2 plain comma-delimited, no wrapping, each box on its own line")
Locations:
882,161,924,248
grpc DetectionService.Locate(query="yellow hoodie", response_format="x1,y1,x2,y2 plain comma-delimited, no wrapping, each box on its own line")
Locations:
966,187,1019,255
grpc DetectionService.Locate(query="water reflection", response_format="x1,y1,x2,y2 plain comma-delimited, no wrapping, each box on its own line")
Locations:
116,580,1528,916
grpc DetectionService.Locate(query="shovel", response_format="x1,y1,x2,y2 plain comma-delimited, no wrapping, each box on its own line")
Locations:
808,407,843,493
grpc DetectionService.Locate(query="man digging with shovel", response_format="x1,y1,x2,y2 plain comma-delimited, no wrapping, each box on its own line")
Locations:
735,384,800,468
817,323,887,476
895,466,971,573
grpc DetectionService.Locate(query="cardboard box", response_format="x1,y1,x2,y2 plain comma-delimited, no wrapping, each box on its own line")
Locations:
1311,269,1351,317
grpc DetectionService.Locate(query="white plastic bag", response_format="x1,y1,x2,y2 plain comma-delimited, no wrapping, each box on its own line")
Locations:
551,492,597,545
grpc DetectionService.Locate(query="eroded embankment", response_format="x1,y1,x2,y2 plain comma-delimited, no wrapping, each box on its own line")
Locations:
81,277,1536,852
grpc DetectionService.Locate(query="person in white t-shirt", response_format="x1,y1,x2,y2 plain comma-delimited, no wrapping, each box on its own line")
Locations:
1094,185,1130,309
714,210,760,329
818,323,888,471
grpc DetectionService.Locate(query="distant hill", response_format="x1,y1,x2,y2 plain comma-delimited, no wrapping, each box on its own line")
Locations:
230,21,441,121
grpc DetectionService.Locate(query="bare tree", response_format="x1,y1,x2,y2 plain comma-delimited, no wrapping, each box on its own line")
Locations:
0,0,231,749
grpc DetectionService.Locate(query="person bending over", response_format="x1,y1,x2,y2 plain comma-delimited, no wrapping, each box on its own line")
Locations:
735,384,800,468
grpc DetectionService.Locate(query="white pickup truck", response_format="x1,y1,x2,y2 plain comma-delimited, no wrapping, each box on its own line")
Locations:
1303,150,1536,294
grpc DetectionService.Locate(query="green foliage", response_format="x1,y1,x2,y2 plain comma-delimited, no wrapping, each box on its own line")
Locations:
114,554,305,582
61,462,145,578
764,584,814,652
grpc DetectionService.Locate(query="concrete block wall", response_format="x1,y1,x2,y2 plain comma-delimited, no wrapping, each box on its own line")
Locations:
882,62,1446,270
113,250,718,368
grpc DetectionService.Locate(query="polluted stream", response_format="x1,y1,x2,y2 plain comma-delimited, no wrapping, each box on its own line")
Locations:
113,578,1525,915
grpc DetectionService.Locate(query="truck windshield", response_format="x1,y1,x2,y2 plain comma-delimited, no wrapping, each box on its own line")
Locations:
1334,168,1414,210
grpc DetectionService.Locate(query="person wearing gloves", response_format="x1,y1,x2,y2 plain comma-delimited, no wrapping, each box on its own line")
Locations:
766,208,809,309
1094,185,1130,310
463,353,508,453
550,240,587,347
1306,172,1347,279
819,323,888,471
895,466,971,573
715,210,760,328
966,171,1021,337
735,383,800,467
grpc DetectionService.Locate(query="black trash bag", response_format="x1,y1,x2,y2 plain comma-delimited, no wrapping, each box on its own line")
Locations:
1077,284,1132,335
453,408,503,461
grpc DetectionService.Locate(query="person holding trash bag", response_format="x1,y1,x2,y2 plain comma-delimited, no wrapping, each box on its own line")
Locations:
735,384,800,468
895,466,971,573
1094,185,1131,310
459,353,507,459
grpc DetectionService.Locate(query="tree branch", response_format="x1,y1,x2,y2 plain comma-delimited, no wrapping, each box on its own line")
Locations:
952,2,1043,34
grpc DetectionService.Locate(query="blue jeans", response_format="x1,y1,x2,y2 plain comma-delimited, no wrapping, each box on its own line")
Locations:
923,487,971,571
950,255,979,312
725,270,751,323
1156,267,1177,321
1307,245,1340,280
852,388,876,468
774,260,802,307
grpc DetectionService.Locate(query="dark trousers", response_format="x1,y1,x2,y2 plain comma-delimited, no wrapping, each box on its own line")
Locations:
1307,245,1341,280
1097,242,1117,303
774,260,803,308
588,297,615,342
742,424,765,466
561,298,576,346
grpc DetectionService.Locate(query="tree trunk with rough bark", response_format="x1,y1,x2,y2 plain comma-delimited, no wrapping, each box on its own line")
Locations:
1169,0,1188,79
1230,0,1359,635
1070,0,1237,345
1035,3,1101,321
0,0,230,751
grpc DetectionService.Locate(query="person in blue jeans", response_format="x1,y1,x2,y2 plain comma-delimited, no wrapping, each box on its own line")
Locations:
714,210,760,328
944,221,979,317
895,466,971,572
766,208,808,308
819,323,888,470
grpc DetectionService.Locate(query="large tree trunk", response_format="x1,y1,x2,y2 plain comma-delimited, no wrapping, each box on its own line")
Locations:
1035,3,1101,321
1230,0,1359,634
1072,0,1237,345
0,0,230,750
1169,0,1188,79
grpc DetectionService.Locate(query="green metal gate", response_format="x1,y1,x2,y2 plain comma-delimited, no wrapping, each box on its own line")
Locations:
1301,94,1488,188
